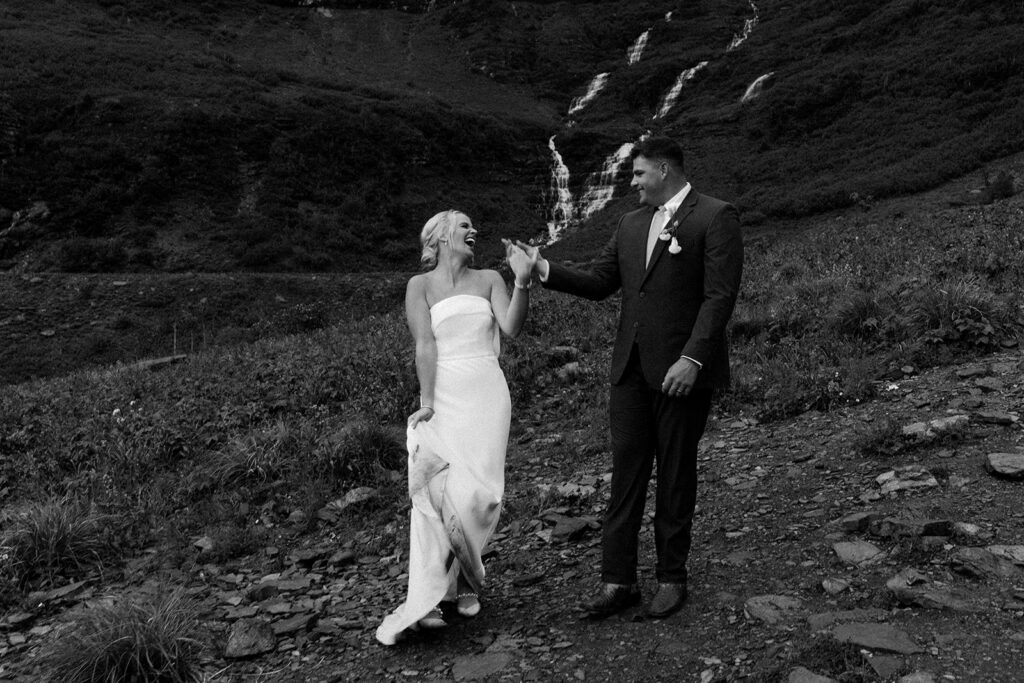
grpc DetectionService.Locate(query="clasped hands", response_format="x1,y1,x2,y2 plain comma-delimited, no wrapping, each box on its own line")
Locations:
501,239,541,286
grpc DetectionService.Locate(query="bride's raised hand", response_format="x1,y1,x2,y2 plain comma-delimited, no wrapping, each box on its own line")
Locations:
507,245,534,285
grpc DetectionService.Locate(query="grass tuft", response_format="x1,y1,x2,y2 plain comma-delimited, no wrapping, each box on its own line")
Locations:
47,588,205,683
0,499,113,589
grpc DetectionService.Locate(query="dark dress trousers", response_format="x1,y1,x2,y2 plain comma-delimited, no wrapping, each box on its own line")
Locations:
544,190,743,584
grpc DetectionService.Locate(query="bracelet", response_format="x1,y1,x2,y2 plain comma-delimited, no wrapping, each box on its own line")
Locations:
514,279,532,290
419,398,433,409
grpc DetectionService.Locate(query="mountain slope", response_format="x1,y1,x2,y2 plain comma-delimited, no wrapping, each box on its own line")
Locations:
0,0,1022,274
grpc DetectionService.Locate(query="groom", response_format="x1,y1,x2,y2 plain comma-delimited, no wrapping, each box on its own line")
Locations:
517,136,743,618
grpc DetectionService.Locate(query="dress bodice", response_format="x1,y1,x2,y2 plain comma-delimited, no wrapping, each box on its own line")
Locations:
430,295,500,360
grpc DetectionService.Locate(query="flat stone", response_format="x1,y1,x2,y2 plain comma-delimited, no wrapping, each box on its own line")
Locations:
833,540,884,565
452,653,512,681
272,612,317,636
788,667,837,683
987,545,1024,565
886,569,983,612
898,674,937,683
976,411,1015,425
224,619,276,659
837,511,881,532
868,655,903,679
831,622,923,654
821,578,851,595
950,547,1021,579
744,595,804,625
985,453,1024,479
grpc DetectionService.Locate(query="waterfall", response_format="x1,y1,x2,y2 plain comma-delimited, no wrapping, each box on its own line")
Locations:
546,135,575,243
740,72,773,103
727,0,760,51
627,30,651,65
580,143,635,221
568,73,609,116
654,61,708,119
665,11,674,22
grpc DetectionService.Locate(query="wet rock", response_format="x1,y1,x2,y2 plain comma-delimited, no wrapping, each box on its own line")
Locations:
542,512,597,541
224,619,276,658
787,667,836,683
328,549,356,566
898,674,936,683
744,595,804,625
247,583,280,601
975,411,1016,425
833,540,884,565
985,452,1024,479
452,652,512,681
831,622,923,654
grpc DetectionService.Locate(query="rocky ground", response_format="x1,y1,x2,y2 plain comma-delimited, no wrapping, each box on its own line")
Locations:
2,349,1023,681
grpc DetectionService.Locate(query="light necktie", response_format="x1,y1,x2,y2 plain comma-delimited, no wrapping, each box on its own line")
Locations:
645,206,667,267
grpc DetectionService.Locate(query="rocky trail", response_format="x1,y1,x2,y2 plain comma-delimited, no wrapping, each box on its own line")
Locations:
2,351,1023,682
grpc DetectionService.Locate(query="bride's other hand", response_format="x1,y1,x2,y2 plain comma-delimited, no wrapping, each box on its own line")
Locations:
408,406,434,428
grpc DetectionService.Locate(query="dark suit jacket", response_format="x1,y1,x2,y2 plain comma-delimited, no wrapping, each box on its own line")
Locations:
544,190,743,390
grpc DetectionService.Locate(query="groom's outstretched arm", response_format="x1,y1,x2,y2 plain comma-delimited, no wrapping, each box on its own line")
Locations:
515,226,622,301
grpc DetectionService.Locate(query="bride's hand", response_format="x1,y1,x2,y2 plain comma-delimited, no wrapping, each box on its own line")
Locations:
408,406,434,428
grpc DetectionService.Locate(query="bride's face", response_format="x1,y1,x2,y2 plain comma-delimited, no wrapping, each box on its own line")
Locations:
446,213,478,258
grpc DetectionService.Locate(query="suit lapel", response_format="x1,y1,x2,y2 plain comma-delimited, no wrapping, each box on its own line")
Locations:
641,191,699,284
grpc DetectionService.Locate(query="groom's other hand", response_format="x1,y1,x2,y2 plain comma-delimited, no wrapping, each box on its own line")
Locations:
660,357,699,397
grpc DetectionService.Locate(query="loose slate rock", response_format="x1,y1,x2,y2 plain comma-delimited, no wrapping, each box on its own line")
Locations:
985,453,1024,479
744,595,804,625
833,540,884,565
452,653,512,681
831,622,923,654
788,667,837,683
224,619,276,658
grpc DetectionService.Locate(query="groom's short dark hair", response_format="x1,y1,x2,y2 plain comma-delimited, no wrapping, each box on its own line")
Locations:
631,136,685,172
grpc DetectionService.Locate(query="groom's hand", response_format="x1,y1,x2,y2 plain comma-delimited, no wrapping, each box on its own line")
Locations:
514,241,544,277
661,358,699,398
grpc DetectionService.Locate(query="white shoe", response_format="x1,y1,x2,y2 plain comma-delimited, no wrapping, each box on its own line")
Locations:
418,606,447,629
457,593,481,617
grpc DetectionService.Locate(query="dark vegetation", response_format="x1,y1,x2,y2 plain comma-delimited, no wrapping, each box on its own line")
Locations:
2,0,1023,273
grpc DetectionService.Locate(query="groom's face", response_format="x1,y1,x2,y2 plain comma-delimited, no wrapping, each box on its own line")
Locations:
630,155,669,207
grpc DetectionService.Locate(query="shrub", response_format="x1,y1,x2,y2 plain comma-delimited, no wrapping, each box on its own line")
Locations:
830,289,882,339
0,499,112,589
852,417,906,457
46,588,205,683
315,421,406,485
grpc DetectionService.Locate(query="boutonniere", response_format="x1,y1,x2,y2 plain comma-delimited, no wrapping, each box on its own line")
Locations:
657,216,683,254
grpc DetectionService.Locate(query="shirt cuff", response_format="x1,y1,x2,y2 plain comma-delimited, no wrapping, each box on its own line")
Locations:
537,258,551,282
680,355,703,369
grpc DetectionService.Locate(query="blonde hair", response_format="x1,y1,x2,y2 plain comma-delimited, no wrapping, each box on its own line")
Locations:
419,209,464,268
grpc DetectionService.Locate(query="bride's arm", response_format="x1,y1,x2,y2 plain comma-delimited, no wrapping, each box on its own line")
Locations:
488,268,529,339
405,276,437,426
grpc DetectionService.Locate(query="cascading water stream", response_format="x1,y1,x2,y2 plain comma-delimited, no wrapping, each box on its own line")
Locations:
627,30,650,65
740,72,773,103
568,73,610,116
546,135,575,243
579,143,635,221
727,0,760,51
654,61,708,119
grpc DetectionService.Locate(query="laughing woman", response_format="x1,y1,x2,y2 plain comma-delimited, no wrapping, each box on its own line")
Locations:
375,209,535,646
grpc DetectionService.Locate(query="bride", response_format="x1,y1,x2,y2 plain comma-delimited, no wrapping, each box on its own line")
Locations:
375,209,535,646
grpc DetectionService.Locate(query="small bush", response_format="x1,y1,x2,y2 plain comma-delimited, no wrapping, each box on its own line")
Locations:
47,588,205,683
0,499,112,589
852,416,906,457
830,290,882,339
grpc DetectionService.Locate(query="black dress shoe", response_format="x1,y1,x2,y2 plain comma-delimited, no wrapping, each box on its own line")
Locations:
581,583,641,620
646,583,687,618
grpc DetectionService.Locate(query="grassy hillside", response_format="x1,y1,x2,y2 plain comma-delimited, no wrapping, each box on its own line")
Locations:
2,0,1023,275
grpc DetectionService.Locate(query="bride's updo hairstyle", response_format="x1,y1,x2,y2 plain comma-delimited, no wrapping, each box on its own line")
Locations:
419,209,463,269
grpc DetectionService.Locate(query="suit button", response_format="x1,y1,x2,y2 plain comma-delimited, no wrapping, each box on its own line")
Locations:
639,292,646,298
633,322,639,328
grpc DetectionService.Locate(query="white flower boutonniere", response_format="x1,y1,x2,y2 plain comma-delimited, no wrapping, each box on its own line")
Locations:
658,216,683,254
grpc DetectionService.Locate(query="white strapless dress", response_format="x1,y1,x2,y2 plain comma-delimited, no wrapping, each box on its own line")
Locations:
376,295,511,645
